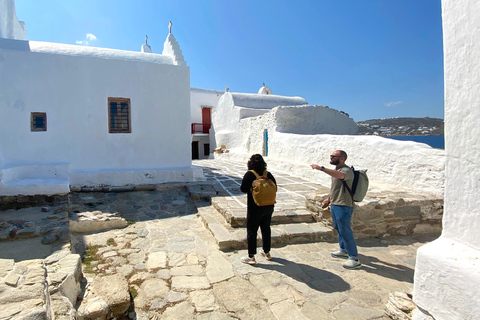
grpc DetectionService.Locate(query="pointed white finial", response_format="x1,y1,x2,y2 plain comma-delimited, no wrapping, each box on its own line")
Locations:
142,34,152,53
169,21,172,34
225,86,229,92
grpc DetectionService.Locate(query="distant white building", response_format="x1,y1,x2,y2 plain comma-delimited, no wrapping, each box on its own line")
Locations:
210,84,358,155
0,0,199,196
190,88,223,160
189,83,358,159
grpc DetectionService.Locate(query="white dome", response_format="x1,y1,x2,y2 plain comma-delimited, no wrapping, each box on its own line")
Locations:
258,83,272,95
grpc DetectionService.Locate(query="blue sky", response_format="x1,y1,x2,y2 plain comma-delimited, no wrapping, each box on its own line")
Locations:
15,0,444,121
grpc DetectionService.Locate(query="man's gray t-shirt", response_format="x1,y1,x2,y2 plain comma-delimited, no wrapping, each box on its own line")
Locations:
330,165,354,207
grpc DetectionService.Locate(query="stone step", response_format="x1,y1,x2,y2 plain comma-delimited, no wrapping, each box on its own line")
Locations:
188,182,317,228
195,201,335,251
211,198,315,227
0,250,82,320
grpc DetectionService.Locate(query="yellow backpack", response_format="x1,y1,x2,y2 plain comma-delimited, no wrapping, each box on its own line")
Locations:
250,170,277,206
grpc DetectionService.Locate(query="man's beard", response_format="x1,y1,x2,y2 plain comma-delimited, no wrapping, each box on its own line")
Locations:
330,159,340,166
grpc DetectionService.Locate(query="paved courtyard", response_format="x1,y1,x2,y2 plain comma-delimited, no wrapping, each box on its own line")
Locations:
0,159,439,319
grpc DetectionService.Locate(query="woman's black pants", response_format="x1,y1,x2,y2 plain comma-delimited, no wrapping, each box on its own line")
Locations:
246,207,274,256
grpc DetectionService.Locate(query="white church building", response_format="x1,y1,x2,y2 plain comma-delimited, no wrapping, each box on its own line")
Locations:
0,0,200,196
190,87,223,160
190,84,358,160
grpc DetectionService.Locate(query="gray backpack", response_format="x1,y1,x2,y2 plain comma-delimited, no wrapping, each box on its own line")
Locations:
343,166,369,202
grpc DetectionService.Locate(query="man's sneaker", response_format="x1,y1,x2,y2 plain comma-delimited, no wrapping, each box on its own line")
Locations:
241,255,256,265
262,252,272,261
331,250,349,259
342,259,362,269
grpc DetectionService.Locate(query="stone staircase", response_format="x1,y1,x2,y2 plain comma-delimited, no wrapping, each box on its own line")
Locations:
188,183,336,251
187,180,444,252
211,197,315,227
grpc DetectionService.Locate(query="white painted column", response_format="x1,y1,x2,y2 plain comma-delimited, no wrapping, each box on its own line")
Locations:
0,0,27,40
412,1,480,319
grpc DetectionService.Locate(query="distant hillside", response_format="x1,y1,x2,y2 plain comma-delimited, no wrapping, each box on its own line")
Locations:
357,117,444,136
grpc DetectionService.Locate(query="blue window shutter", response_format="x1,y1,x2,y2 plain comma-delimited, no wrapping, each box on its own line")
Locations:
110,102,117,115
35,117,44,128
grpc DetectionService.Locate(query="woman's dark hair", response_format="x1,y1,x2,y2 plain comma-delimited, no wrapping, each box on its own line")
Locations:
247,154,267,174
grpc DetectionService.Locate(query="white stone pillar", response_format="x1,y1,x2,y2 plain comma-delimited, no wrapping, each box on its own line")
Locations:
0,0,27,40
141,43,152,53
413,1,480,319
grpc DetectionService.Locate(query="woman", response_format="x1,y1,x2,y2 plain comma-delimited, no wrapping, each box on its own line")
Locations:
240,154,277,264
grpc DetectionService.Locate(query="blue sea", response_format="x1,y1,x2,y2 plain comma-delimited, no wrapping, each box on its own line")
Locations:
386,135,444,149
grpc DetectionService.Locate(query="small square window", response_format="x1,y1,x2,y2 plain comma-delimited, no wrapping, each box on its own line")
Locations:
108,98,131,133
31,112,47,131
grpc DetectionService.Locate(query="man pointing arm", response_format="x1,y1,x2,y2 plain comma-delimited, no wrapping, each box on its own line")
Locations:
311,150,361,269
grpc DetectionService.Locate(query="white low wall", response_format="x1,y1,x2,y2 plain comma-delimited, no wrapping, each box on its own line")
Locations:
70,166,203,188
0,164,70,195
218,130,445,198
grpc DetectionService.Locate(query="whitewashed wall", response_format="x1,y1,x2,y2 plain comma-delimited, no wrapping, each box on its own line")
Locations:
240,105,357,138
274,105,357,135
212,92,308,152
413,1,480,319
221,130,445,197
190,88,223,159
190,87,223,124
0,38,195,194
270,132,444,197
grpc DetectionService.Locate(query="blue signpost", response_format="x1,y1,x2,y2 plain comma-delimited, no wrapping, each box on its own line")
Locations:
264,129,268,156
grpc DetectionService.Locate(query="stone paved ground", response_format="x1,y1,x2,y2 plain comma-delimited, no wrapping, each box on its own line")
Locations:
0,159,440,319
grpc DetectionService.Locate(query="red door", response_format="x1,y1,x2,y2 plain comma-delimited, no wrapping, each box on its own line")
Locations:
202,108,211,133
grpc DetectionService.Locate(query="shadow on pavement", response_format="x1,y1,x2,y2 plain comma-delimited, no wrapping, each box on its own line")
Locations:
357,254,415,283
254,257,351,293
357,233,440,248
0,237,67,261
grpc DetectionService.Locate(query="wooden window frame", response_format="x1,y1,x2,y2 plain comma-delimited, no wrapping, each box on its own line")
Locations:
108,97,131,133
31,112,47,131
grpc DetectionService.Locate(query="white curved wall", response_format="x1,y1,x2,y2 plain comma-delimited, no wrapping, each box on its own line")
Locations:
274,105,357,134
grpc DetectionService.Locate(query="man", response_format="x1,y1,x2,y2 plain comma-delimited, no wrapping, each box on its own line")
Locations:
311,150,361,269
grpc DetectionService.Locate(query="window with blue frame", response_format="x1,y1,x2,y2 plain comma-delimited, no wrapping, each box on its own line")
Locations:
31,112,47,131
108,97,131,133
